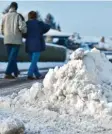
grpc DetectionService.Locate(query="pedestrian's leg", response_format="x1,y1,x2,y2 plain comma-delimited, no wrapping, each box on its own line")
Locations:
28,52,40,78
14,63,20,77
34,53,45,79
5,46,19,76
34,65,41,77
6,45,20,77
5,45,14,79
28,52,34,77
5,45,13,75
33,52,41,77
13,46,20,77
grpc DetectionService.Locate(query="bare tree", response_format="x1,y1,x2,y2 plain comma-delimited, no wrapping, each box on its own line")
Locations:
45,13,56,29
36,10,43,21
57,24,61,31
2,5,10,14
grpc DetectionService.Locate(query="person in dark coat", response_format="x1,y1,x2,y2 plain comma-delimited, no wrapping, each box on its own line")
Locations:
25,11,50,80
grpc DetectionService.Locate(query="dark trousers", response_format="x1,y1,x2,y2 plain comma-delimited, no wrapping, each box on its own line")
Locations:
5,44,20,76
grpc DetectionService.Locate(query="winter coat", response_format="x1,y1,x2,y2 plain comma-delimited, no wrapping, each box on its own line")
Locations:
1,8,27,45
25,19,50,53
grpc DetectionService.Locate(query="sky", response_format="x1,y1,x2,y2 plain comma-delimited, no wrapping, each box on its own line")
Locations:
0,1,112,36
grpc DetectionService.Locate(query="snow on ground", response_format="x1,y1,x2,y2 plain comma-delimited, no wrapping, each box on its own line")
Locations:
0,62,66,72
1,48,112,133
44,29,71,37
46,43,66,49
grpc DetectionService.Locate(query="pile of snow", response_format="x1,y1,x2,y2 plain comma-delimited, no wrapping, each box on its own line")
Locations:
0,117,25,134
42,48,112,116
2,48,112,117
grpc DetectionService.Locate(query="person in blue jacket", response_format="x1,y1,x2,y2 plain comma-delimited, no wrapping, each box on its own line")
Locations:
25,11,50,80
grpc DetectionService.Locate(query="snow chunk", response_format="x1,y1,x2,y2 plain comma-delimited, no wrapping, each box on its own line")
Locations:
29,82,43,101
0,117,25,134
70,48,85,60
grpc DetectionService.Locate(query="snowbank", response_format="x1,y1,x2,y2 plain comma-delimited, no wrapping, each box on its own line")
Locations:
2,48,112,117
42,48,112,116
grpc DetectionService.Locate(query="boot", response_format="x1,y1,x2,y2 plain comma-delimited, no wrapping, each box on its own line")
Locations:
14,71,20,78
36,75,45,80
5,74,15,79
27,76,36,80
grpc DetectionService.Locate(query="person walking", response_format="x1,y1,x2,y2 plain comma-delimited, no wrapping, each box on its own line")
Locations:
1,2,27,79
25,11,50,80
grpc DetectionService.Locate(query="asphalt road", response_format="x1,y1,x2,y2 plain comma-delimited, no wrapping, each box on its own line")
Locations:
0,70,47,96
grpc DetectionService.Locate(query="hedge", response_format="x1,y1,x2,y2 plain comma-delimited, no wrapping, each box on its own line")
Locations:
0,37,66,62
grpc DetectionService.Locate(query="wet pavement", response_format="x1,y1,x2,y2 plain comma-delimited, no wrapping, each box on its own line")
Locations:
0,70,47,96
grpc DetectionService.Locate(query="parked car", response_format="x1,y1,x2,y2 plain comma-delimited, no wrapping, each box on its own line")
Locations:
44,29,80,50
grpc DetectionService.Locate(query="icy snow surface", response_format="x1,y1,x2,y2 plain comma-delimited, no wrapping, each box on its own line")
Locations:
1,48,112,133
